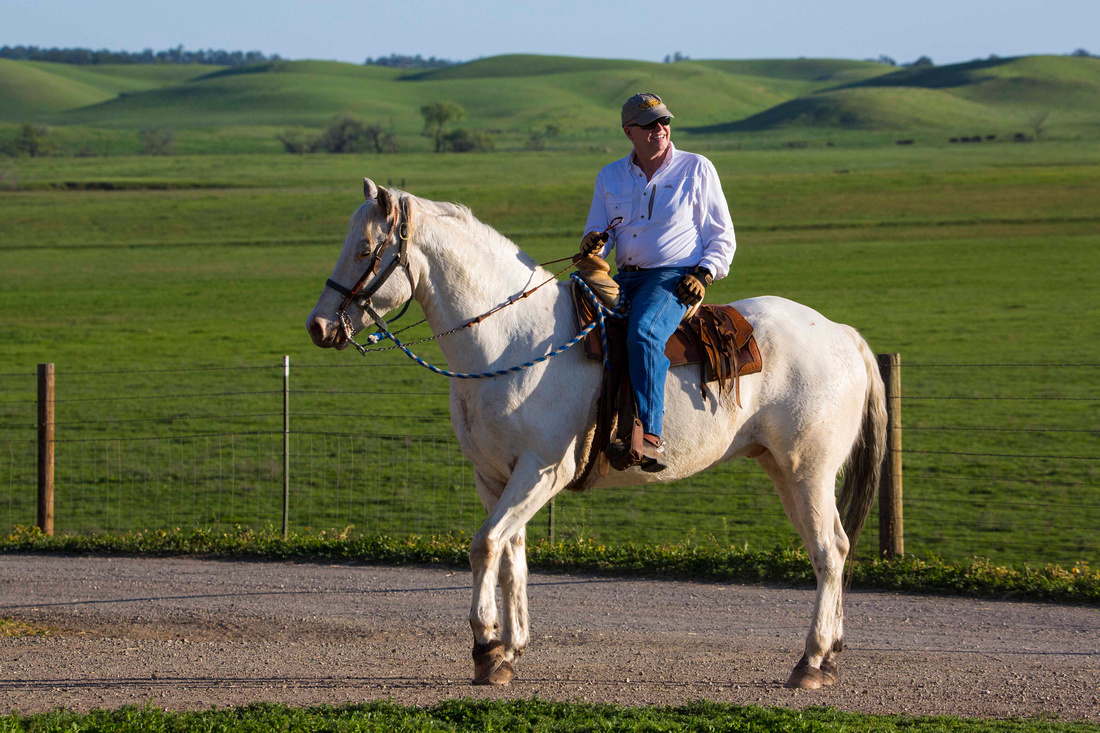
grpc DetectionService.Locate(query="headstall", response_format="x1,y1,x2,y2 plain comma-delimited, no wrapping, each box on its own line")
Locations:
325,196,414,338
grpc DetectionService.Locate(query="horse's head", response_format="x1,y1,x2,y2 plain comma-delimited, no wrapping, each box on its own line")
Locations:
307,178,417,350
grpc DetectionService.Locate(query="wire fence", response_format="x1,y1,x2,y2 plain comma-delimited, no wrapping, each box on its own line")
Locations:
0,359,1095,567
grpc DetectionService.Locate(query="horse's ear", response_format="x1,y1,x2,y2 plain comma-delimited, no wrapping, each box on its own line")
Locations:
376,185,393,217
363,177,378,201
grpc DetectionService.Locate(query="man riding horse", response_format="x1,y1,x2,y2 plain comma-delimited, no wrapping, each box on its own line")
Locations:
580,93,737,471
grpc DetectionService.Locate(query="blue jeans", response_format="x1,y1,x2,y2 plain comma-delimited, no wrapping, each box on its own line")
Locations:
613,267,690,437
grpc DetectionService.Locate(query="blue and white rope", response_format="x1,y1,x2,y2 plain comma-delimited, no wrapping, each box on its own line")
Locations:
362,273,627,379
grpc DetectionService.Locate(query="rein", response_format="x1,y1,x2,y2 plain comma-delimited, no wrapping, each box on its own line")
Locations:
365,273,627,379
331,202,626,377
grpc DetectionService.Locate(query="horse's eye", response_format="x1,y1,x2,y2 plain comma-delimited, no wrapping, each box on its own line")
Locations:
353,238,373,260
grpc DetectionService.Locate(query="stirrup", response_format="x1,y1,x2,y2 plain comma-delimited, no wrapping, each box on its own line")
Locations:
605,437,667,473
640,436,667,473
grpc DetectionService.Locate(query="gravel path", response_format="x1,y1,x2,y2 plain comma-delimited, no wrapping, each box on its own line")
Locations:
0,555,1097,720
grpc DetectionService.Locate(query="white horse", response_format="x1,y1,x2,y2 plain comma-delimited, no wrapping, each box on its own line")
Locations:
307,180,887,690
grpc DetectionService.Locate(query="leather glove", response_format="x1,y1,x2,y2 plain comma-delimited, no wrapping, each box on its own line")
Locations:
676,266,714,307
579,230,609,257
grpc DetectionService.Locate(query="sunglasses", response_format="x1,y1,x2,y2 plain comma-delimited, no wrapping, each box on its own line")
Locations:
631,116,671,131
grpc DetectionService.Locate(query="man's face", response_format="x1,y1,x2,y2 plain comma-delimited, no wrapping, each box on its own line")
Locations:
624,117,671,159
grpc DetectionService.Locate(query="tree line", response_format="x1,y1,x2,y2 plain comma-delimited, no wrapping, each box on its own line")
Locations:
0,45,279,66
364,54,457,69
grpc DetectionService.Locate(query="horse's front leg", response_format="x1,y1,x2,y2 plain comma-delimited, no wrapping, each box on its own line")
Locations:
499,526,529,658
469,452,569,685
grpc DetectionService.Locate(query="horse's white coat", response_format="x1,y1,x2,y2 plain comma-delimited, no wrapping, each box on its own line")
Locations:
307,184,887,687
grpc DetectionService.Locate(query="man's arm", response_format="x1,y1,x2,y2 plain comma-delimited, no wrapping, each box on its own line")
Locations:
695,161,736,280
582,176,613,259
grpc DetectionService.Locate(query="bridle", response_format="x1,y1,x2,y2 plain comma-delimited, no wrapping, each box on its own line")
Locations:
325,196,415,342
323,197,625,362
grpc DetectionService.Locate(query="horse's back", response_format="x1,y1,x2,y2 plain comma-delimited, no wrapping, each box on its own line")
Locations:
729,295,876,452
732,295,870,374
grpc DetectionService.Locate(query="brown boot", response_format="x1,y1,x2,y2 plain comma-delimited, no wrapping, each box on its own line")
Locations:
640,434,666,473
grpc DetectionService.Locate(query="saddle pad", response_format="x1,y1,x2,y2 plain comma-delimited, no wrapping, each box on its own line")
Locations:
572,281,762,382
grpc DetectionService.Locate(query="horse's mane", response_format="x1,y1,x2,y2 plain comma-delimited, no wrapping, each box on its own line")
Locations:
365,190,542,273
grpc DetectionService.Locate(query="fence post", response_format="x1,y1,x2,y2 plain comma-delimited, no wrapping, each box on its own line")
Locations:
37,363,54,536
548,497,554,544
877,353,903,558
282,355,290,539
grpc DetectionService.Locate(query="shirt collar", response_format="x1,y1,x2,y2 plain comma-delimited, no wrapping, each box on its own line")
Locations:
625,142,677,177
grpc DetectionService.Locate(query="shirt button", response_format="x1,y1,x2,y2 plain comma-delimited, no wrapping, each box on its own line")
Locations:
640,216,645,219
632,234,637,238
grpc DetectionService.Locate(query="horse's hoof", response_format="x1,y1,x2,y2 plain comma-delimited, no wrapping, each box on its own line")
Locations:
820,659,840,686
472,659,515,686
784,658,824,690
472,640,514,686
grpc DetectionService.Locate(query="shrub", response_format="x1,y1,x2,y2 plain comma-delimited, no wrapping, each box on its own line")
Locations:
276,128,312,154
443,128,494,153
139,127,174,156
15,123,51,157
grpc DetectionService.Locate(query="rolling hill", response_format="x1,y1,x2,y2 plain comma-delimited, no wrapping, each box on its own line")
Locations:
1,53,1097,145
688,55,1100,134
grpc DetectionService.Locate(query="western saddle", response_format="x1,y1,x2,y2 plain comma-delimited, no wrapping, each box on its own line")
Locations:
570,256,762,477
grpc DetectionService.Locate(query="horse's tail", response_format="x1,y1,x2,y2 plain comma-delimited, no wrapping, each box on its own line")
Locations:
837,328,888,578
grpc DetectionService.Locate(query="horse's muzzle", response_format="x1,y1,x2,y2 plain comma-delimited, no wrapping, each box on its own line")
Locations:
307,315,349,350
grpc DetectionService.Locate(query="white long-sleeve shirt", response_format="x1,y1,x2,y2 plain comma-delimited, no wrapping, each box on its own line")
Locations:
583,143,736,280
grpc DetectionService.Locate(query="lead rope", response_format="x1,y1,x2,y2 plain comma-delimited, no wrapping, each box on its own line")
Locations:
342,273,627,378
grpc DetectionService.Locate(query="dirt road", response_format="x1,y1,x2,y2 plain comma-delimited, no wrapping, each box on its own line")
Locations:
0,555,1096,720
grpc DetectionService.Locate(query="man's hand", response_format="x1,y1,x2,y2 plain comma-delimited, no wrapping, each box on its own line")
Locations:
676,266,714,307
579,230,609,257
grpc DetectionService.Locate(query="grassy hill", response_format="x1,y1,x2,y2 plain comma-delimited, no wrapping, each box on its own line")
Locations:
38,56,842,133
0,59,215,120
690,55,1100,135
1,54,1097,150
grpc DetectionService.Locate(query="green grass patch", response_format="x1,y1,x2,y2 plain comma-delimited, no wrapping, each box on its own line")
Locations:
0,698,1097,732
0,616,54,637
0,144,1096,568
3,527,1097,606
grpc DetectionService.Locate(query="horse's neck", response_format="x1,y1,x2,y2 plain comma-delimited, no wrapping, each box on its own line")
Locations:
414,223,564,373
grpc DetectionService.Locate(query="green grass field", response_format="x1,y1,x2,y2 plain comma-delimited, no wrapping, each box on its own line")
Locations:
4,699,1097,732
0,141,1096,567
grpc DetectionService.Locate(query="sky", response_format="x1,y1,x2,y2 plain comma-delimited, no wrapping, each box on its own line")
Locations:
4,0,1097,67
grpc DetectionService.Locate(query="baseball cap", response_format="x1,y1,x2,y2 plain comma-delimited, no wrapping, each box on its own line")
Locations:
621,93,675,127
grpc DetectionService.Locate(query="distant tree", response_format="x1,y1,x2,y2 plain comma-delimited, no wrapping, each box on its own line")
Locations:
0,44,278,66
527,123,559,151
276,128,312,154
16,123,50,157
139,127,174,155
421,101,467,153
663,54,671,64
442,129,493,153
1031,111,1049,140
1070,48,1092,58
877,55,897,66
904,56,934,68
365,53,457,69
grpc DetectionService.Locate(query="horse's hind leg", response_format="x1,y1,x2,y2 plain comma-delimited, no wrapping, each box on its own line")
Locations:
757,453,849,689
